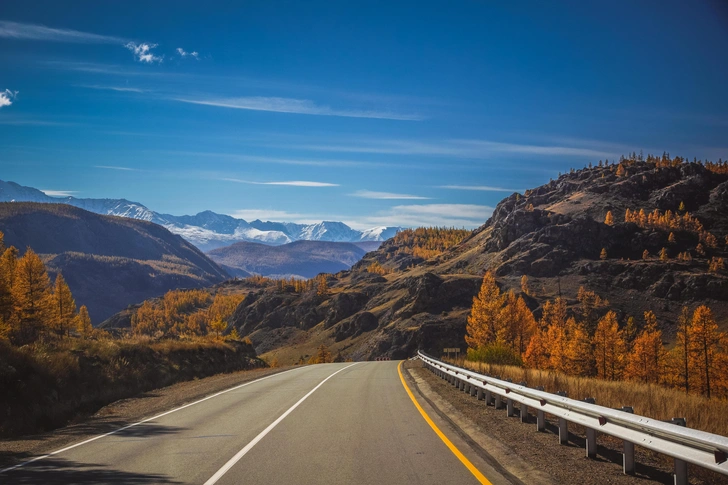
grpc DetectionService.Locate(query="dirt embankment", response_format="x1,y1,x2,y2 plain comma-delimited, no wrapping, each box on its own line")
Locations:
0,338,263,438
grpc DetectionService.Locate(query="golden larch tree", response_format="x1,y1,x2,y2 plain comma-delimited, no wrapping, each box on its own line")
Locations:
51,273,76,337
11,248,52,343
75,305,93,338
673,306,692,393
520,275,529,295
604,211,614,226
624,311,665,383
564,319,594,376
465,271,505,350
688,305,723,398
600,248,608,260
592,311,625,380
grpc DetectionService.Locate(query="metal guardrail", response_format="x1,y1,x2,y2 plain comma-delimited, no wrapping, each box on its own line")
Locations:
417,351,728,484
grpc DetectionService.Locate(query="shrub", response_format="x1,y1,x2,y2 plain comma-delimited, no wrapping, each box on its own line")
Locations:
467,342,523,366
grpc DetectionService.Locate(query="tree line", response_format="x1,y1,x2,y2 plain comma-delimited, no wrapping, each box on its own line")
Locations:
466,272,728,399
0,231,93,345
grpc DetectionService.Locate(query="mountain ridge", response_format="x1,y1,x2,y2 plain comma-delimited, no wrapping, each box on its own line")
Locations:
0,180,403,251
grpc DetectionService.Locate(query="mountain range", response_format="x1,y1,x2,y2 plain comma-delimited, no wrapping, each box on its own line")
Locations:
0,180,402,251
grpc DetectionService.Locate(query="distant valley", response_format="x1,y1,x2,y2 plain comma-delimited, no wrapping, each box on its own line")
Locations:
0,180,402,251
207,240,372,279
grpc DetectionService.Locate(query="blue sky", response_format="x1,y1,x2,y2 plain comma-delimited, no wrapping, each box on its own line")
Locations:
1,1,727,229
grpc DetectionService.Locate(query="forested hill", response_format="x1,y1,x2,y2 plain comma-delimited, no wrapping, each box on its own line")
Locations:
0,203,228,321
220,156,727,362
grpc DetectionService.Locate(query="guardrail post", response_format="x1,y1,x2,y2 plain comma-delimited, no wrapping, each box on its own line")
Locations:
506,398,515,417
620,406,635,474
477,387,484,400
470,385,477,397
671,418,688,485
557,391,568,444
583,398,597,458
518,382,529,422
535,386,545,431
485,389,492,406
494,393,503,409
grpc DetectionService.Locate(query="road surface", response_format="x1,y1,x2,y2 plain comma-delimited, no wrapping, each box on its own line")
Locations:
1,361,511,484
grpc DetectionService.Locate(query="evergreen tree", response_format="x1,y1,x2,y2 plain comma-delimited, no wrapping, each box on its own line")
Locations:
51,273,76,337
11,248,52,343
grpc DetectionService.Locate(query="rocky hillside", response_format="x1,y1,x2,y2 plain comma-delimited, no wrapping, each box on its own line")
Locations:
0,203,229,322
225,158,728,362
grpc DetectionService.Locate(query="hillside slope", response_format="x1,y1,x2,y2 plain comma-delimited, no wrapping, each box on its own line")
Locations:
207,240,368,279
225,159,728,362
0,203,229,322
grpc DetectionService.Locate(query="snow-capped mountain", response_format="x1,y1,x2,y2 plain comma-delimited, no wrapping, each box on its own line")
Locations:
0,180,402,251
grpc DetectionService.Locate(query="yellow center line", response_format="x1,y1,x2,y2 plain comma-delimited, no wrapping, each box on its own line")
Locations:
397,360,492,485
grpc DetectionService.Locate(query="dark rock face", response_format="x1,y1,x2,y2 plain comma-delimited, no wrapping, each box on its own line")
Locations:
324,292,369,329
334,312,379,341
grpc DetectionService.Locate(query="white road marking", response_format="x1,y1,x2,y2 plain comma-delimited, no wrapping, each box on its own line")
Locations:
0,366,306,474
203,362,360,485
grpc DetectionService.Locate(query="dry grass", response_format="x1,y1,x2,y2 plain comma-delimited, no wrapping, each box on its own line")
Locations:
448,358,728,438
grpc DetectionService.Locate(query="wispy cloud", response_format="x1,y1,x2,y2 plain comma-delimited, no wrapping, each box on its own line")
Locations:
41,189,78,197
222,178,338,187
292,137,618,159
125,42,163,63
94,165,140,171
352,203,492,228
439,184,521,193
0,20,127,44
176,47,199,59
0,89,18,108
351,190,430,200
77,84,146,93
157,150,390,168
172,96,423,121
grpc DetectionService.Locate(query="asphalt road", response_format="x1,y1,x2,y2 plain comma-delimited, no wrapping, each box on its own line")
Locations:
1,361,511,485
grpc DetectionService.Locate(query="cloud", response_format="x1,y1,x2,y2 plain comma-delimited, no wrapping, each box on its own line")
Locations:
0,89,18,108
439,184,521,193
293,137,618,159
0,20,127,43
125,42,163,63
222,178,338,187
78,84,146,93
94,165,139,171
172,96,423,120
41,190,78,197
176,47,199,59
350,203,492,228
351,190,430,200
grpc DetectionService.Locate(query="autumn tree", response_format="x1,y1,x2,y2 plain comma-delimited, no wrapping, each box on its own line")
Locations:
642,249,649,260
668,232,676,244
498,291,536,354
604,211,614,226
542,298,569,371
592,311,625,380
577,286,607,333
673,306,692,393
659,247,668,261
600,248,608,260
564,319,594,376
310,344,332,364
50,273,76,337
209,318,228,339
465,272,505,350
625,311,665,384
689,306,724,398
11,248,52,343
75,305,93,338
520,275,529,295
0,246,17,321
316,275,330,297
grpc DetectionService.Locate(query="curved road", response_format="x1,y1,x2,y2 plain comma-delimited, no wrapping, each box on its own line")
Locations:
2,361,511,485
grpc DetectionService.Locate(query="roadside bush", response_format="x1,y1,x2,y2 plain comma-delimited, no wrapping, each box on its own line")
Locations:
467,342,523,366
